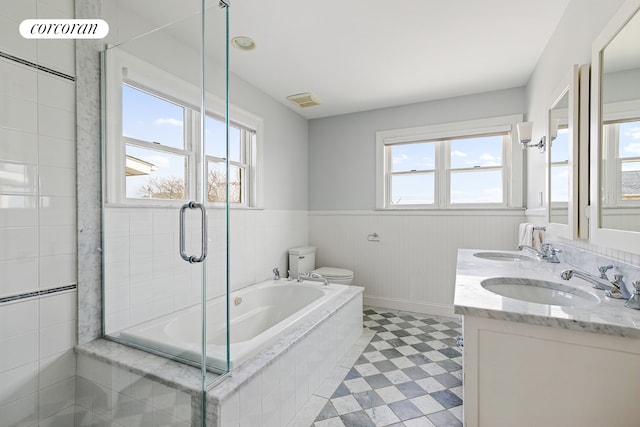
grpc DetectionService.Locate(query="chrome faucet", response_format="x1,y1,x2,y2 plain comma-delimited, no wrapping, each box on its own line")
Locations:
273,267,280,280
518,243,561,263
625,281,640,310
518,244,544,257
297,271,329,286
560,268,616,292
541,243,562,263
598,264,614,280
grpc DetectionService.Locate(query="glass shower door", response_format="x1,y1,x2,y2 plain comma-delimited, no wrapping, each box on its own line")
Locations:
100,0,229,390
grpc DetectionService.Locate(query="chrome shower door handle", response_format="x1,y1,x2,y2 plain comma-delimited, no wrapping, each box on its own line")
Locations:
179,201,208,263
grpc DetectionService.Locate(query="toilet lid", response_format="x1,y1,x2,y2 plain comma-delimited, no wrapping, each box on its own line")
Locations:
314,267,353,279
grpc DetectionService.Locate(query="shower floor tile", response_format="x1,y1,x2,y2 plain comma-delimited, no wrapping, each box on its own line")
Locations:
310,307,463,427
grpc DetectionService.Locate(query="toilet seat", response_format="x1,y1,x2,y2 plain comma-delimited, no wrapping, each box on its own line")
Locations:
313,267,354,284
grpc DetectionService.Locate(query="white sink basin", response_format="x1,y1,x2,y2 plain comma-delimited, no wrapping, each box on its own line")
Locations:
481,277,600,307
473,252,535,262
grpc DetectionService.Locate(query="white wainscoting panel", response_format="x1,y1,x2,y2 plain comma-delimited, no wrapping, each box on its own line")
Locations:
309,211,526,316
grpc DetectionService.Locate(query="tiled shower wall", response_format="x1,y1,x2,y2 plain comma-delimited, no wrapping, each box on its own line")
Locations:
104,208,308,334
0,0,79,425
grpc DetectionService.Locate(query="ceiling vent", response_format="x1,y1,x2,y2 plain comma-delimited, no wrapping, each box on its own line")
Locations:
286,92,321,108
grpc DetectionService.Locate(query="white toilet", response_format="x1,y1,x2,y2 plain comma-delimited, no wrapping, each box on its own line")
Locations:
288,246,354,285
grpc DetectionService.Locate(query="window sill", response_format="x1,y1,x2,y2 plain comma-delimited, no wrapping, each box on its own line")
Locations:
309,208,526,216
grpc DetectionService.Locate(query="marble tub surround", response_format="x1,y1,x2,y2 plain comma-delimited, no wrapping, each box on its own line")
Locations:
75,350,198,426
75,283,364,426
75,339,219,397
209,286,364,426
453,248,640,338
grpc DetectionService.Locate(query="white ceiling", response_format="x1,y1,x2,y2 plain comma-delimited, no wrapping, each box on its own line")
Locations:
120,0,572,119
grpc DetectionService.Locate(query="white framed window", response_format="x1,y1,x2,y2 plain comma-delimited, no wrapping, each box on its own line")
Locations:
205,115,257,206
602,118,640,206
376,115,524,209
104,50,263,208
122,83,192,201
549,125,570,205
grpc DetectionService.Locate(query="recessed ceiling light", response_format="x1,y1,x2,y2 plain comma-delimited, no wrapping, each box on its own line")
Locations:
231,36,256,51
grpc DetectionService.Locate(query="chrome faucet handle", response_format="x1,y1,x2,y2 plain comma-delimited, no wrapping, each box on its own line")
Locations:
607,273,630,299
273,267,280,280
598,264,614,279
624,281,640,310
537,243,561,262
613,274,631,299
546,247,562,263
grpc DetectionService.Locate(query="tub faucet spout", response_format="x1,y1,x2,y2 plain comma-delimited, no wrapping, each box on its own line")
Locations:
297,271,329,286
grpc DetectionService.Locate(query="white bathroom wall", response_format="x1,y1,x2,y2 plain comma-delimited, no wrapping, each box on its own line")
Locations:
307,88,527,315
0,0,79,425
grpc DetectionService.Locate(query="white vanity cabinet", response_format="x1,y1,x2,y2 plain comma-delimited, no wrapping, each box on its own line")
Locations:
462,315,640,427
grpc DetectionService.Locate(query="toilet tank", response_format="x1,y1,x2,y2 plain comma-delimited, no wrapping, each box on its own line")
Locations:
288,246,316,277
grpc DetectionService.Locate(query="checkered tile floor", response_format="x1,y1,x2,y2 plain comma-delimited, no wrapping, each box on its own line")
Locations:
313,308,463,427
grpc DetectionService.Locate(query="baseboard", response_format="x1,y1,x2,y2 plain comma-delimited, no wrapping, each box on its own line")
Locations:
363,295,457,318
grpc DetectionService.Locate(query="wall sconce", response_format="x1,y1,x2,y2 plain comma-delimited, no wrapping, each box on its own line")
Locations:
516,122,546,153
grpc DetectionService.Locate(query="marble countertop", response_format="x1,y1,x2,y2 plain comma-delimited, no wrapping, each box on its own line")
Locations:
453,248,640,339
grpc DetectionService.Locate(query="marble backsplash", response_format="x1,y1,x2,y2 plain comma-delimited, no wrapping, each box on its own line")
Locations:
552,239,640,296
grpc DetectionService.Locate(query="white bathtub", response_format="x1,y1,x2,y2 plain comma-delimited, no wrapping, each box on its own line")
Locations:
118,279,349,370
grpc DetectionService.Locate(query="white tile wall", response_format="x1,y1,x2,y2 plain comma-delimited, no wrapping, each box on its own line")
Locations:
0,127,38,164
0,258,39,296
103,208,308,334
0,1,78,425
0,291,78,425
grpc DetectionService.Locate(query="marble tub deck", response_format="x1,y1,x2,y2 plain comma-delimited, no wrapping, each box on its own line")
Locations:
75,284,363,423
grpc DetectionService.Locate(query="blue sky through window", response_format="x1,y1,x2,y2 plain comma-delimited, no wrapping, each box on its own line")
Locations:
619,121,640,159
122,84,237,200
390,135,504,205
450,135,502,169
205,116,238,161
122,85,184,149
391,143,434,172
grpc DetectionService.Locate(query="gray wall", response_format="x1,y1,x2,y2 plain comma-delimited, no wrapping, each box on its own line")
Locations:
308,87,526,210
230,76,309,211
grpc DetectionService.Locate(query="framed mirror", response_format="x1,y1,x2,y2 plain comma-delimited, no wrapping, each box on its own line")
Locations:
591,0,640,254
546,65,589,239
